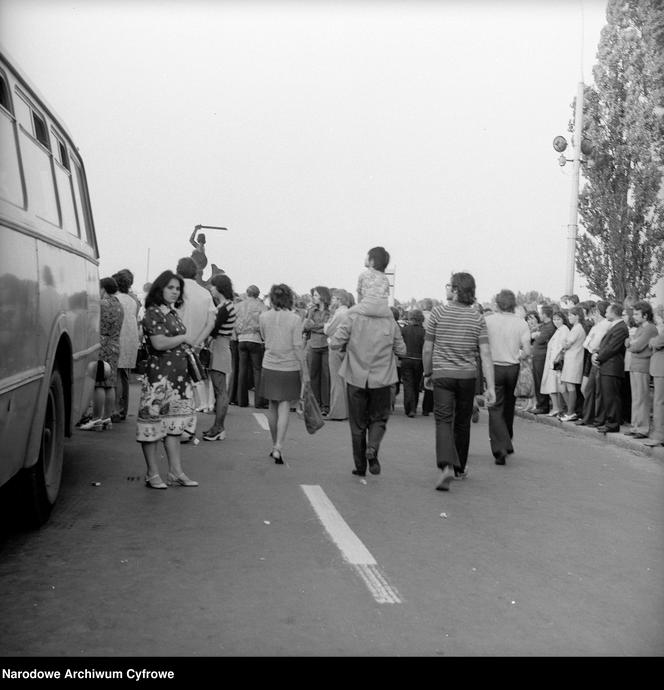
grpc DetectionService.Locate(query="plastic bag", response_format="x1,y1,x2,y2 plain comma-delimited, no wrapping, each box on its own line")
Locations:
298,382,325,434
186,348,208,382
515,359,535,397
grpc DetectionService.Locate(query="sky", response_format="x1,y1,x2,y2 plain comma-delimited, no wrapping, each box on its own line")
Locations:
0,0,610,304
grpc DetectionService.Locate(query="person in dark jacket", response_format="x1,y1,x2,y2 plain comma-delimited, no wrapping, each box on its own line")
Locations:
531,305,556,414
592,303,629,433
399,309,426,417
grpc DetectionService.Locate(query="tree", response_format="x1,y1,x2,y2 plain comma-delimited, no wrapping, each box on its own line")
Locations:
576,0,664,302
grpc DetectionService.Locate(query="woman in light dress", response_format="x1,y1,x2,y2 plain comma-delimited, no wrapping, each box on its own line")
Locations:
113,269,140,421
559,306,586,421
539,310,570,417
324,289,355,420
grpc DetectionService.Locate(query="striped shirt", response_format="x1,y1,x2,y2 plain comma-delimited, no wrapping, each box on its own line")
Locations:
425,302,488,379
211,300,237,338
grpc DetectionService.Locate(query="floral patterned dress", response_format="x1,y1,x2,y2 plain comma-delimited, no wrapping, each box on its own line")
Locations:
98,295,124,388
136,305,195,442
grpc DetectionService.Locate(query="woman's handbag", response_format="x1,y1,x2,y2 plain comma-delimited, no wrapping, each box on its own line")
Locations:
186,347,208,382
297,382,325,434
134,338,150,376
552,350,565,371
198,346,211,369
515,358,535,397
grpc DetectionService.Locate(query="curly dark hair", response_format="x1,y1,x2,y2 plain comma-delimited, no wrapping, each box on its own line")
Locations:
269,284,294,310
100,277,118,295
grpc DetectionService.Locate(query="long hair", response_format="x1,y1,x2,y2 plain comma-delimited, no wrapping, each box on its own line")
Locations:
145,270,184,309
112,269,134,294
552,309,570,329
311,286,331,309
211,273,234,300
451,272,476,306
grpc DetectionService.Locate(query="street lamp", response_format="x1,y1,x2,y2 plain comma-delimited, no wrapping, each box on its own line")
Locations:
553,81,587,297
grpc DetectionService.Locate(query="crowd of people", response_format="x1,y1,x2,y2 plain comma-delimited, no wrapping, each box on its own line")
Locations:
77,242,664,492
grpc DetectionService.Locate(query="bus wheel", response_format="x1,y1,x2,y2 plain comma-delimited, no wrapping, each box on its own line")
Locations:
23,368,65,527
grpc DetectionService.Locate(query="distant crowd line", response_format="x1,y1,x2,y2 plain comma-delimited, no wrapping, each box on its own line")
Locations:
77,239,664,491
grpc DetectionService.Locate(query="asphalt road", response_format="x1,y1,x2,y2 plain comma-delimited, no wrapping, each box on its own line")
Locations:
1,384,662,657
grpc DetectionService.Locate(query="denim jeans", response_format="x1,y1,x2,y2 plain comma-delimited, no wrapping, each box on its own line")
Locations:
433,377,476,471
308,346,330,411
238,341,265,407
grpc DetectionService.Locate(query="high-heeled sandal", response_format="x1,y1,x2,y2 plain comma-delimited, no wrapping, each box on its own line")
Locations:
166,472,199,487
145,474,167,489
271,449,284,465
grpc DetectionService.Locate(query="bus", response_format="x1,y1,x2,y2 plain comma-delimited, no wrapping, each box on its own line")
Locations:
0,48,100,527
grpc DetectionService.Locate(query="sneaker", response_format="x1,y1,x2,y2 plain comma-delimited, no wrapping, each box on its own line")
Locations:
203,430,226,441
560,413,578,422
79,418,103,431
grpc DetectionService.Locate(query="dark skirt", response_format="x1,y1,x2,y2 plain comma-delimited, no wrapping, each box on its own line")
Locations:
260,368,301,402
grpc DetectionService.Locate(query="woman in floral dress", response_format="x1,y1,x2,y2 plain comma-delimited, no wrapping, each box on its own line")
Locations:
137,270,198,489
80,277,124,431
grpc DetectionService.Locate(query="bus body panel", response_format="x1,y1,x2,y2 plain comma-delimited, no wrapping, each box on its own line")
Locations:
0,49,100,511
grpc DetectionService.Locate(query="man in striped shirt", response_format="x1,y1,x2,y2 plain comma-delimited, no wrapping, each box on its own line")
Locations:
422,272,495,491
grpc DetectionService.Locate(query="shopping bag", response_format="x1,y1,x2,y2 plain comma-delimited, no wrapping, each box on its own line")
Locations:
515,359,535,397
186,347,208,382
299,382,325,434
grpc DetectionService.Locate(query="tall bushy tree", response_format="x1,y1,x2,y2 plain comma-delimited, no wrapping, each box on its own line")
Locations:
576,0,664,302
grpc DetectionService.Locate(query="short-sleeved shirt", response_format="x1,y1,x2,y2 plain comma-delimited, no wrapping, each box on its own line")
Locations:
425,302,488,379
485,312,530,365
357,268,390,301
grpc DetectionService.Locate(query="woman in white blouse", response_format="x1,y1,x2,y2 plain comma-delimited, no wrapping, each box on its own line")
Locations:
539,311,570,417
559,306,586,421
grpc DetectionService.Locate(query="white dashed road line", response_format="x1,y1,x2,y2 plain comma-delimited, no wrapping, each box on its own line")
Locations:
253,412,270,431
300,484,402,604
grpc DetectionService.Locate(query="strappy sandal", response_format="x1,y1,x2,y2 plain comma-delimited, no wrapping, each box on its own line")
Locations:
145,474,167,490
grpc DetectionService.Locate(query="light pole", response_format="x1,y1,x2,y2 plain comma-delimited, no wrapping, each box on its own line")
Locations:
553,81,590,296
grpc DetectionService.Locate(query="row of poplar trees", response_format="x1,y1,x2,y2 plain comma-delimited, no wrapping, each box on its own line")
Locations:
576,0,664,303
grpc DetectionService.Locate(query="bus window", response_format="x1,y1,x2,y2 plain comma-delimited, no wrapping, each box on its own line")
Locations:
52,130,79,237
71,157,94,248
0,73,24,207
0,73,9,109
15,91,59,226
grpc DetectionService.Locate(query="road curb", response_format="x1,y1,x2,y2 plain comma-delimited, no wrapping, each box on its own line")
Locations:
514,408,664,461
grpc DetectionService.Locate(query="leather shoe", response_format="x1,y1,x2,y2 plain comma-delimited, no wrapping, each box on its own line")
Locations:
495,452,507,465
574,420,586,426
352,469,366,477
366,448,380,475
633,433,648,439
